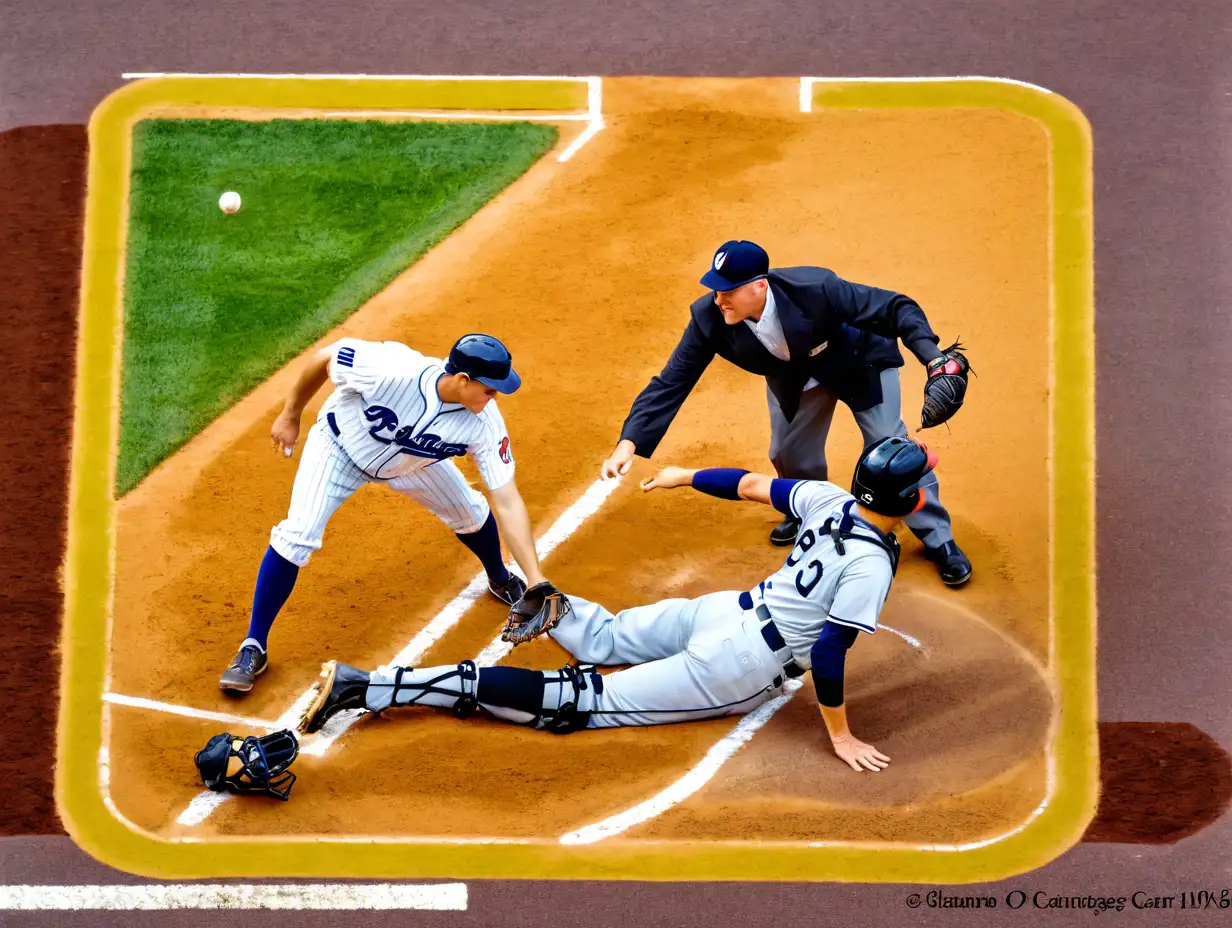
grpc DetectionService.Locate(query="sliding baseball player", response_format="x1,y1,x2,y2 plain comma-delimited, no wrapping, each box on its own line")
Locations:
298,435,938,772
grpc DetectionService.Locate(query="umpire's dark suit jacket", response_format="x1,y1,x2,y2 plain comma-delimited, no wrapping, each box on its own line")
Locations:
619,266,943,457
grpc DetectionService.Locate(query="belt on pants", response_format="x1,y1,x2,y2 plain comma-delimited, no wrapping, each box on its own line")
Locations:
738,590,805,684
327,411,341,438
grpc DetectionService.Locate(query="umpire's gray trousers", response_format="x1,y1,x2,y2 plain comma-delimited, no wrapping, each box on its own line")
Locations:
766,367,953,547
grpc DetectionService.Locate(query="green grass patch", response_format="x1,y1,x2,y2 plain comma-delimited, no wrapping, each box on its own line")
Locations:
118,117,557,495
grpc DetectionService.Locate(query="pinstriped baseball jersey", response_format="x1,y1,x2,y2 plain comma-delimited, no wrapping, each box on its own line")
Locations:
319,338,515,488
755,480,894,668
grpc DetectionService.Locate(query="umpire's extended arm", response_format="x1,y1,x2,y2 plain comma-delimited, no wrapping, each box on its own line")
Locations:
623,315,716,455
599,240,946,480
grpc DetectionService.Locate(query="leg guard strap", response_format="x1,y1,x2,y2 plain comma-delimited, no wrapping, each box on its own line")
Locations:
536,663,601,734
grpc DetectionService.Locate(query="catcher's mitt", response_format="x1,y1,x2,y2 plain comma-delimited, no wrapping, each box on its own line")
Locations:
500,580,572,646
920,339,973,430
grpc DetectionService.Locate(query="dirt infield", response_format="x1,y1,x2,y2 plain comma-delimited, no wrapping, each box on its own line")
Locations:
97,78,1060,847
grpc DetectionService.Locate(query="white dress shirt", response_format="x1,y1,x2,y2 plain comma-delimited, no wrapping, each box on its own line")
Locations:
743,286,820,391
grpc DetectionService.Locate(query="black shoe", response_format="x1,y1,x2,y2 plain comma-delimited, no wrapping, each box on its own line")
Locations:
770,516,801,547
923,541,973,586
299,661,371,734
219,644,268,693
488,573,527,606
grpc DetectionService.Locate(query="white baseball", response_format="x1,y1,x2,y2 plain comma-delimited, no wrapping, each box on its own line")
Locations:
218,191,242,214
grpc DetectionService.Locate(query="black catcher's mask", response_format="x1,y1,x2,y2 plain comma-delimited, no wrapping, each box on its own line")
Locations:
194,729,299,801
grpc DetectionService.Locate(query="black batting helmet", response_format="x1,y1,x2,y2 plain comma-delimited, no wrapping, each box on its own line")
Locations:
851,436,938,517
445,334,521,393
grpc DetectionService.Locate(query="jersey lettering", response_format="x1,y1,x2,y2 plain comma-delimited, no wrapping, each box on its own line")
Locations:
363,405,398,444
322,340,515,486
784,529,825,596
784,529,816,567
393,427,469,460
795,559,824,596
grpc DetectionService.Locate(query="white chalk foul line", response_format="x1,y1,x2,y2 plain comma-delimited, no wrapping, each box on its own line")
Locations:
555,620,930,844
303,476,625,757
557,117,605,163
559,679,805,845
556,77,605,162
103,693,281,730
118,72,606,163
174,477,624,827
881,623,925,653
121,72,593,82
0,883,466,911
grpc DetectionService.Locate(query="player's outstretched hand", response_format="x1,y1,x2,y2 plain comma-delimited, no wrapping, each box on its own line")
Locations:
639,466,695,493
271,410,301,458
600,440,636,479
831,734,890,773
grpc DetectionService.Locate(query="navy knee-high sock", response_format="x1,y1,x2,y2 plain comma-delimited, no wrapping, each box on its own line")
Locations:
245,547,300,649
455,511,511,583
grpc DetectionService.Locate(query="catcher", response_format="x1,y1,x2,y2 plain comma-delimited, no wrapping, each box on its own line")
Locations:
600,240,974,585
298,436,937,773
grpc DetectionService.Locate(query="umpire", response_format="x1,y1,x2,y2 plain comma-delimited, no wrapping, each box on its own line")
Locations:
599,239,972,586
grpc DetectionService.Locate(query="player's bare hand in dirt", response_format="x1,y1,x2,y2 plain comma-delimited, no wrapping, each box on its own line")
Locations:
600,440,636,479
831,733,890,772
271,409,301,457
639,466,696,492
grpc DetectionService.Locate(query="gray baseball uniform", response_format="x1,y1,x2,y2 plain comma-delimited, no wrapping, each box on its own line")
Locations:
359,480,895,728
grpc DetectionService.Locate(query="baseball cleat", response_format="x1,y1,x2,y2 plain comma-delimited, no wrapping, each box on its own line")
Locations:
298,660,371,734
219,644,268,693
487,573,527,606
770,516,801,547
923,540,973,586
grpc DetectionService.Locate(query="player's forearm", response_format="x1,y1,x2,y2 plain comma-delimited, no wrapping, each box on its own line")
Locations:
686,468,775,506
282,352,331,417
818,702,853,744
489,489,546,586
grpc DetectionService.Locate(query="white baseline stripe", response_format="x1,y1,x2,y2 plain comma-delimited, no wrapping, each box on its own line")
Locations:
559,680,805,845
0,883,466,911
473,476,622,668
303,477,625,757
253,111,593,121
175,476,624,828
121,72,595,82
556,623,931,844
104,693,280,730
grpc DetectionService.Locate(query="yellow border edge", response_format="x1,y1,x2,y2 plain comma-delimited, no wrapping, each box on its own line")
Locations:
59,76,1096,882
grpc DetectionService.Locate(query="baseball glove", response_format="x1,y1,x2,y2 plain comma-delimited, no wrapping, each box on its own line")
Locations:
500,580,572,646
920,339,974,430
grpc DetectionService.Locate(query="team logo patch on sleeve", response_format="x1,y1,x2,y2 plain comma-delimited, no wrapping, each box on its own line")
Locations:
337,346,356,368
499,436,512,464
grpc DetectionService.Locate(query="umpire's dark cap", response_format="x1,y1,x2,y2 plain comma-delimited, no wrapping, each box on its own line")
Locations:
445,334,521,393
699,240,770,291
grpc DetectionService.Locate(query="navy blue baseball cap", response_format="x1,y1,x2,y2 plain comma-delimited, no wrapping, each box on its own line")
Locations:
445,334,521,393
699,240,770,291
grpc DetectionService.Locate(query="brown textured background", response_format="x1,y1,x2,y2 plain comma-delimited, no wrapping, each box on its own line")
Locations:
0,0,1228,925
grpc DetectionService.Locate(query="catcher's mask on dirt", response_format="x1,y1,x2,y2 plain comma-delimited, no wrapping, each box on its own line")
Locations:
194,729,300,801
851,436,938,518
